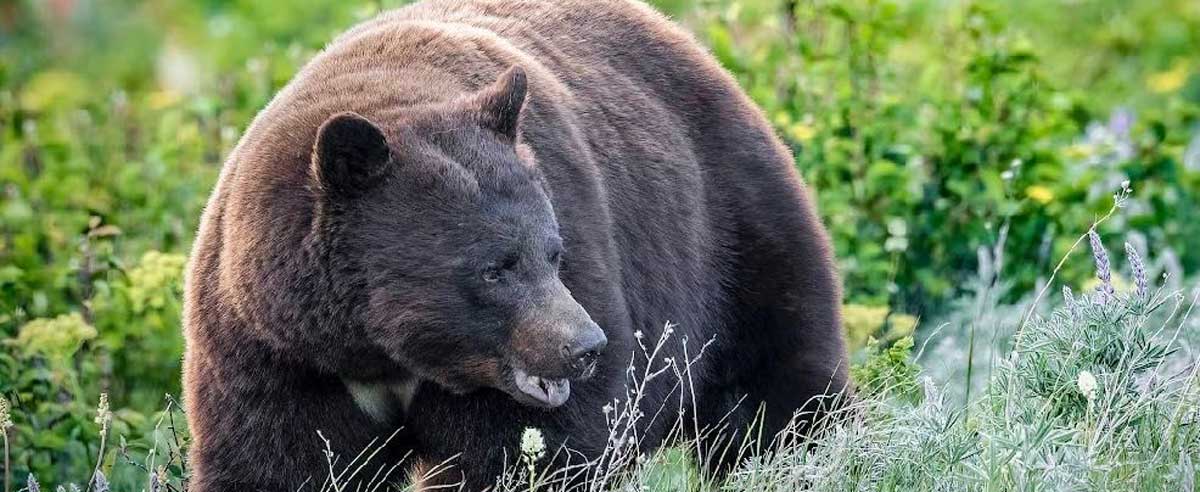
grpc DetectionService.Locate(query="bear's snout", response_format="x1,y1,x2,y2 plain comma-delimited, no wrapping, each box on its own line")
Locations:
560,321,606,379
512,308,606,381
506,281,608,408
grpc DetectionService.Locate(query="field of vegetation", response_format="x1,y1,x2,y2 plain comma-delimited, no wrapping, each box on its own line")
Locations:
1,0,1198,490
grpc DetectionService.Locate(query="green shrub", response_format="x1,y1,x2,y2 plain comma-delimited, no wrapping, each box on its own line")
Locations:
851,335,921,402
698,0,1200,311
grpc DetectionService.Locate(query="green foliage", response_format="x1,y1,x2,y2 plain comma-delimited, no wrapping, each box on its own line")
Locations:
851,335,921,402
841,303,917,350
15,313,96,362
0,250,187,486
699,0,1200,310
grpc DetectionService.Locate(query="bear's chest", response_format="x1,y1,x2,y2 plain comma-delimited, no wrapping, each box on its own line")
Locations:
344,378,421,423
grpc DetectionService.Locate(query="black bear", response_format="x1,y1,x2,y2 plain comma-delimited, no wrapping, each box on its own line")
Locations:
182,0,849,490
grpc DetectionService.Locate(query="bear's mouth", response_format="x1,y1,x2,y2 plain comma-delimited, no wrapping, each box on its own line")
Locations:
511,366,571,408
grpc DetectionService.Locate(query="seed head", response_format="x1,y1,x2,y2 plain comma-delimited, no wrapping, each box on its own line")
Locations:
0,395,12,430
94,393,111,431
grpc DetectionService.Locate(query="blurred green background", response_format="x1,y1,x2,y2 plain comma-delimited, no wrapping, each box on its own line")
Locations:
1,0,1197,487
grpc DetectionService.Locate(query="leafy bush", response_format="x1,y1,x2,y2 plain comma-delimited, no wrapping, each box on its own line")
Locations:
1,250,187,487
697,0,1200,310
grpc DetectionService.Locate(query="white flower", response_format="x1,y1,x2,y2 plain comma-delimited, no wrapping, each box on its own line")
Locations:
1077,371,1098,401
520,427,546,461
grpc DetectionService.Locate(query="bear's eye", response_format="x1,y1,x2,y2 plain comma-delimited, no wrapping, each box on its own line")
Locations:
548,249,562,266
482,256,518,283
481,268,502,283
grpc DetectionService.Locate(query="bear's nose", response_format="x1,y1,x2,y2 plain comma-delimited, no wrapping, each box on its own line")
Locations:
562,323,607,372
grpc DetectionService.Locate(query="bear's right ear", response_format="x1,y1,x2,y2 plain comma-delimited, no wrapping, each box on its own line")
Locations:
311,112,391,198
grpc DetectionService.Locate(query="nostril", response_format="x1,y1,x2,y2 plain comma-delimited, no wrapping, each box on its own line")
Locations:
565,344,593,361
569,333,607,362
587,336,607,356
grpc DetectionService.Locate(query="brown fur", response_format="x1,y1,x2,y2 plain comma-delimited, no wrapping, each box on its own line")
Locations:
183,1,849,490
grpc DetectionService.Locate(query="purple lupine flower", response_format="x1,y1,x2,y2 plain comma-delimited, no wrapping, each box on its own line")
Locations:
1108,108,1135,161
27,474,41,492
91,471,109,492
1060,286,1080,321
1063,286,1077,320
1125,242,1148,299
1089,230,1114,304
1080,108,1136,167
1108,107,1134,138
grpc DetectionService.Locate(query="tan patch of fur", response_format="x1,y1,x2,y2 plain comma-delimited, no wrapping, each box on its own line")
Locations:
345,380,394,422
344,377,421,422
391,378,422,412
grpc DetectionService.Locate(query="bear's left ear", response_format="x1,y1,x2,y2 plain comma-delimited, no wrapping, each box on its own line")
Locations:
311,112,391,198
476,65,527,141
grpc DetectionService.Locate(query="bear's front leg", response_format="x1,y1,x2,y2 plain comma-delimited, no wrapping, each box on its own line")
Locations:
186,356,412,492
403,385,611,490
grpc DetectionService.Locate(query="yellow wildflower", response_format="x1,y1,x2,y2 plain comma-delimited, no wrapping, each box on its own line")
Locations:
1146,62,1188,94
1025,185,1055,204
148,90,182,110
788,123,817,143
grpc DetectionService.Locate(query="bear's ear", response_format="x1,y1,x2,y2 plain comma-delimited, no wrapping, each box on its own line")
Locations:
476,65,527,141
311,112,391,198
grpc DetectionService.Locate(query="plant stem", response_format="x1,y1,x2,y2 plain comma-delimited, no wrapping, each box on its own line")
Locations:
86,427,108,492
3,430,10,492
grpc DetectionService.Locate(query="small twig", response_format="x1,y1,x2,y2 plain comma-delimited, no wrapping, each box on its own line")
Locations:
163,396,189,490
116,443,181,492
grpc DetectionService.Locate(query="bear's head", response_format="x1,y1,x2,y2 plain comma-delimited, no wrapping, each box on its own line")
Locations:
310,66,605,408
